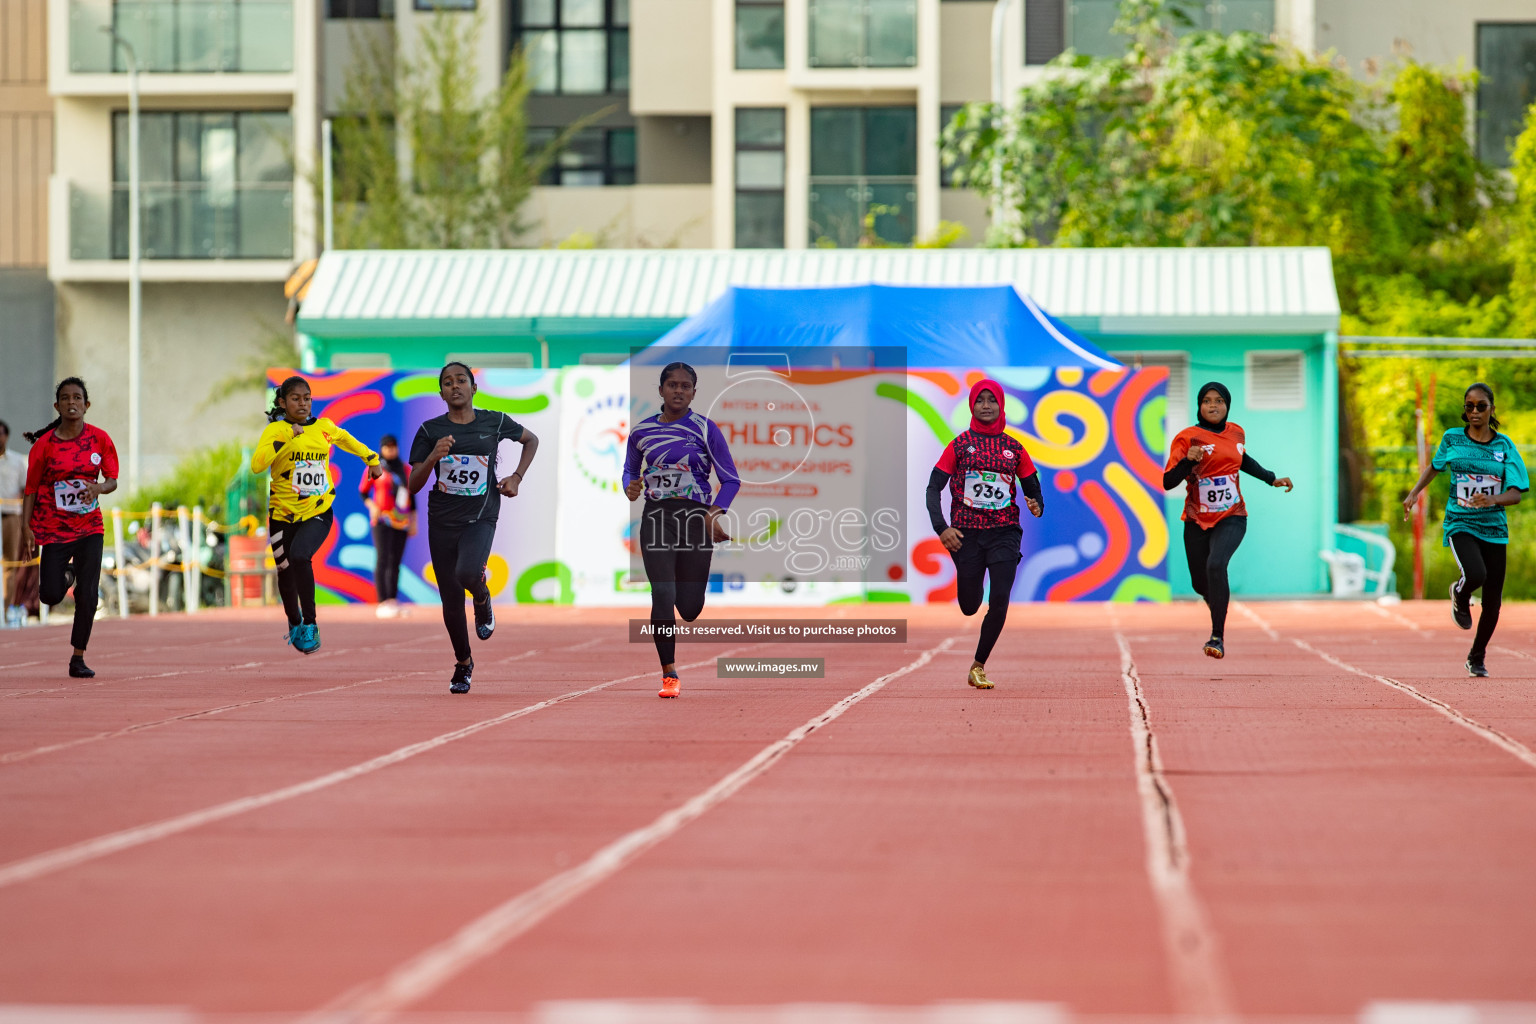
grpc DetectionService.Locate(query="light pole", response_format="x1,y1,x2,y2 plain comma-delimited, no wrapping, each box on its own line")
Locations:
990,0,1017,236
103,27,141,496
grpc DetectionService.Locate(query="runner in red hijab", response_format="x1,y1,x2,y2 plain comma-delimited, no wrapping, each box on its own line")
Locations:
925,379,1044,688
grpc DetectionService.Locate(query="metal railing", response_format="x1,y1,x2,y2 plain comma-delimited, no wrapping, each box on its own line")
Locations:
69,0,293,73
69,181,294,260
808,0,916,68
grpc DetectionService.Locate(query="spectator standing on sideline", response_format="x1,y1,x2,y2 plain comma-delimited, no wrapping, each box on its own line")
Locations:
361,433,413,617
0,420,28,625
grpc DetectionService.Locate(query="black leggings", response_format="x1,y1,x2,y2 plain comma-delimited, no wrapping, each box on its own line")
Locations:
640,500,714,669
957,560,1018,664
40,533,103,651
373,522,408,602
269,512,333,628
1450,532,1507,661
428,519,495,663
1184,516,1247,639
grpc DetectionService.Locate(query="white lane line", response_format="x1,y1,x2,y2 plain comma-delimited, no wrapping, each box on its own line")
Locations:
1113,631,1236,1020
314,638,958,1022
0,642,575,766
0,646,753,892
1492,645,1536,665
1237,604,1536,773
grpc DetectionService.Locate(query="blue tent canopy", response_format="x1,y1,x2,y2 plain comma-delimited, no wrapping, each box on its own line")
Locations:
631,284,1121,369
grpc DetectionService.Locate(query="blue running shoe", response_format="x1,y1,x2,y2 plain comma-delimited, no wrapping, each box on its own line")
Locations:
294,623,321,655
284,625,301,648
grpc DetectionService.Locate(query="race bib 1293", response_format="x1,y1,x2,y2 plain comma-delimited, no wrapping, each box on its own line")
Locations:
1454,472,1501,509
962,470,1013,510
291,458,329,499
1198,474,1238,515
53,479,97,515
437,454,489,496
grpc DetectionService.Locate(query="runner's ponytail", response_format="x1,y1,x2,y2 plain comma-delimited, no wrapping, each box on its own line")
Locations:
25,377,90,442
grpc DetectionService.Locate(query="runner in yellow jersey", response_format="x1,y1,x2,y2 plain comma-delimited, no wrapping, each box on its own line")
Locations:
251,375,382,654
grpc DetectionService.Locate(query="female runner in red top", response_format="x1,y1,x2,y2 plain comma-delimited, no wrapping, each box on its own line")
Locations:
1163,381,1292,659
926,379,1044,689
20,378,119,677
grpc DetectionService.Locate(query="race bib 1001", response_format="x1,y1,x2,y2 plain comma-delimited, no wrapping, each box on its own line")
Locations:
644,463,696,501
1198,474,1239,515
291,458,329,499
436,454,489,496
962,470,1013,510
1454,472,1501,509
53,479,97,515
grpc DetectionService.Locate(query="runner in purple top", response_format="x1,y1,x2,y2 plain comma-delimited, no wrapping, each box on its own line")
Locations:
623,361,740,699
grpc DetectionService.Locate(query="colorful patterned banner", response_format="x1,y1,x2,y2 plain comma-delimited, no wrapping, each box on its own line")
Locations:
265,365,1167,606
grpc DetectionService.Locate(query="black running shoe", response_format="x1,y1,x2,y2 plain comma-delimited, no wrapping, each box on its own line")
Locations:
68,656,95,679
1202,636,1224,660
1466,658,1489,678
474,598,495,641
1449,582,1472,630
449,659,473,694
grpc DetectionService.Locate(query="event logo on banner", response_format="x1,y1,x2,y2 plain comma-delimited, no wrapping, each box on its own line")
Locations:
627,348,908,594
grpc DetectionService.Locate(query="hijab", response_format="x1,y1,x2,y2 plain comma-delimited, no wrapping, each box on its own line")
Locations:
1195,381,1231,433
968,379,1007,436
379,434,409,487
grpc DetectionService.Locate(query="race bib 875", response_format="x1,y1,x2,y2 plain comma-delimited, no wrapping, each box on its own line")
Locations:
437,454,489,496
1454,472,1501,509
53,479,97,515
1198,475,1238,515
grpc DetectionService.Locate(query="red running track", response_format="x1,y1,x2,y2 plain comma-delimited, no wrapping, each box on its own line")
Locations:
1,600,1535,1022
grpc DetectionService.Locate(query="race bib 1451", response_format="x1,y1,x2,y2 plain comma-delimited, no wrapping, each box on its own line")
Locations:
1454,472,1501,509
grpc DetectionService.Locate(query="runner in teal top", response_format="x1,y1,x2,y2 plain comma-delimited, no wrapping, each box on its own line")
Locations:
1403,382,1528,677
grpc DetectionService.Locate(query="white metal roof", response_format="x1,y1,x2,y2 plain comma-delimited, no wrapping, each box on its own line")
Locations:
298,247,1340,337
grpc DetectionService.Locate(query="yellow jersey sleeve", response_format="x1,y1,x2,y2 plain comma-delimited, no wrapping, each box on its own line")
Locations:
257,417,368,523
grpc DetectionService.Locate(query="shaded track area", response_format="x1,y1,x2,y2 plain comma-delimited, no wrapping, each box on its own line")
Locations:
1,601,1535,1022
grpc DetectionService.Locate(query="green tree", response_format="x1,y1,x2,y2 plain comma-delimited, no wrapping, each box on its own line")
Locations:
329,10,598,249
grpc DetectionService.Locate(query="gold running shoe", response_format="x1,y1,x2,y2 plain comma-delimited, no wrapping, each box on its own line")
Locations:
967,665,994,689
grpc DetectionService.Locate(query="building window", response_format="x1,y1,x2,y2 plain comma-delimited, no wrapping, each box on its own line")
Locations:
1026,0,1273,64
518,0,630,95
809,107,916,247
111,111,293,259
328,0,394,17
415,0,474,10
1478,23,1536,167
809,0,916,68
736,0,784,69
735,108,785,248
71,0,294,73
529,127,636,185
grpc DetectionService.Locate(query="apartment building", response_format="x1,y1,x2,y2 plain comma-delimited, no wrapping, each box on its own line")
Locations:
2,0,56,439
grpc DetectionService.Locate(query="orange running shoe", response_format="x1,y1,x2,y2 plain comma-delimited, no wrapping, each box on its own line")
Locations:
658,674,681,698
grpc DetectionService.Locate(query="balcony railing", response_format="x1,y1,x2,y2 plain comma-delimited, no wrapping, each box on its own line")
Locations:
70,182,293,260
69,0,293,74
808,0,916,69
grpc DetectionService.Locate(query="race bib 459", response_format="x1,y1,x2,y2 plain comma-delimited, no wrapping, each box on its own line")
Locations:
437,454,490,496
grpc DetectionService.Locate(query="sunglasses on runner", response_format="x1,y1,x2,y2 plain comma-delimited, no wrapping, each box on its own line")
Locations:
1464,401,1491,412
